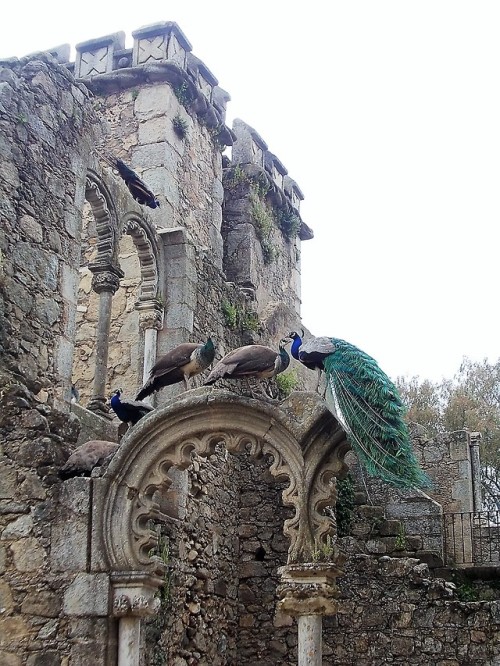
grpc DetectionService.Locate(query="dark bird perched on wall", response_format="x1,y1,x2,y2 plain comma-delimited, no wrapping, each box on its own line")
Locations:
110,389,154,426
288,331,431,490
204,338,291,394
114,158,160,209
59,440,119,480
136,338,215,400
98,150,159,208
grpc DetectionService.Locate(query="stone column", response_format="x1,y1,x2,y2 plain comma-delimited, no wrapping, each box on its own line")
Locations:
87,264,124,415
469,431,483,512
137,303,164,402
112,572,163,666
277,560,345,666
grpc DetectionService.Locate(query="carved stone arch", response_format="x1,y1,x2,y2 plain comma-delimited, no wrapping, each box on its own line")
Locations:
85,170,120,266
95,389,349,578
120,212,162,303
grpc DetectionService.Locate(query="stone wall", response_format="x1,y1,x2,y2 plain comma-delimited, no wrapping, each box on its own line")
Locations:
326,554,500,665
0,52,98,408
1,22,499,666
0,384,82,665
143,449,241,665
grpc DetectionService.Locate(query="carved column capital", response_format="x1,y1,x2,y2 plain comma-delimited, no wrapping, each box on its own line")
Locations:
89,261,124,295
112,592,160,618
111,571,163,618
137,300,164,331
277,561,345,617
91,270,122,295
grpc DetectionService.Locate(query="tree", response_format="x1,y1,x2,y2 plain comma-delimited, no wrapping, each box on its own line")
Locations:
396,357,500,511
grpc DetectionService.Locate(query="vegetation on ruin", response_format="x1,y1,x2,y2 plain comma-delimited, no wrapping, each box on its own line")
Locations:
396,357,500,510
172,114,189,139
335,473,356,537
275,369,299,398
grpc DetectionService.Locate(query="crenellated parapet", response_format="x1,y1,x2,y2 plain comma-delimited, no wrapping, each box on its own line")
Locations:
42,22,234,147
230,118,312,240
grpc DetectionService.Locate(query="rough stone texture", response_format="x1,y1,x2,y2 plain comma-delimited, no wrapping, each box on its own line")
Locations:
1,22,499,666
325,555,500,665
0,54,99,409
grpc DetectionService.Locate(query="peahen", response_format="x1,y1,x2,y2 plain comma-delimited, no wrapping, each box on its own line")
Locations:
289,331,430,490
110,389,154,426
204,338,291,395
59,440,119,480
136,338,215,400
101,153,160,209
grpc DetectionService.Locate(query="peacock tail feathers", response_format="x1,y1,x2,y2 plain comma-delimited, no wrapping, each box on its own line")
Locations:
323,338,431,490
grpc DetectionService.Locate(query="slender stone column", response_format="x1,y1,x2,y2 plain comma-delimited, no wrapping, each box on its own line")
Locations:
112,572,163,666
297,615,322,664
469,432,483,512
277,559,345,666
87,265,123,415
137,303,164,399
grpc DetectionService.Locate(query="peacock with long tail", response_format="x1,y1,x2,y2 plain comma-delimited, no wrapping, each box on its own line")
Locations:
136,338,215,400
289,331,431,490
204,338,291,397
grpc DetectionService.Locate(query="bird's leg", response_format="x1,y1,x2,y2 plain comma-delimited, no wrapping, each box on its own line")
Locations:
315,368,322,393
183,375,189,392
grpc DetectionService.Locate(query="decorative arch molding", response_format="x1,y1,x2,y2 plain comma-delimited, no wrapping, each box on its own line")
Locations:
85,170,120,267
95,389,349,577
120,212,161,303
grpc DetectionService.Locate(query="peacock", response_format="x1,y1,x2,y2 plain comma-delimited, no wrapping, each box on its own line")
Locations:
289,331,430,490
110,389,154,426
136,338,215,400
99,152,160,209
204,338,291,395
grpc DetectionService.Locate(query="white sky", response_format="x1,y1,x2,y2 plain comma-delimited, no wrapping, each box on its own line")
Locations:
2,1,499,382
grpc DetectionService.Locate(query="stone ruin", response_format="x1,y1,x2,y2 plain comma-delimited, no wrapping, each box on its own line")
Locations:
0,20,499,666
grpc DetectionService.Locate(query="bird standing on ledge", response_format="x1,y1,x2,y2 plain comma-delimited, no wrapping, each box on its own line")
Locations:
204,338,291,396
59,440,119,480
110,389,154,426
288,331,431,490
136,338,216,401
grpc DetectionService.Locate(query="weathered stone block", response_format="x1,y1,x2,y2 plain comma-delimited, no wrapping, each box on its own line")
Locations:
26,650,61,665
63,573,110,616
0,616,30,646
2,513,33,538
0,580,14,613
134,84,176,120
10,537,46,571
239,561,266,578
0,651,22,666
21,590,62,617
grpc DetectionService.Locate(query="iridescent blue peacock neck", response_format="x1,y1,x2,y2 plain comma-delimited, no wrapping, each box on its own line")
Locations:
289,332,431,490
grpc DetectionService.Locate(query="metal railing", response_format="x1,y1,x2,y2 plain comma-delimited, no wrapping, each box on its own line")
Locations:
443,511,500,566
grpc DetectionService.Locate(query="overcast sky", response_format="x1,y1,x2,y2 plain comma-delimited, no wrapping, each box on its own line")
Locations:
2,1,499,382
